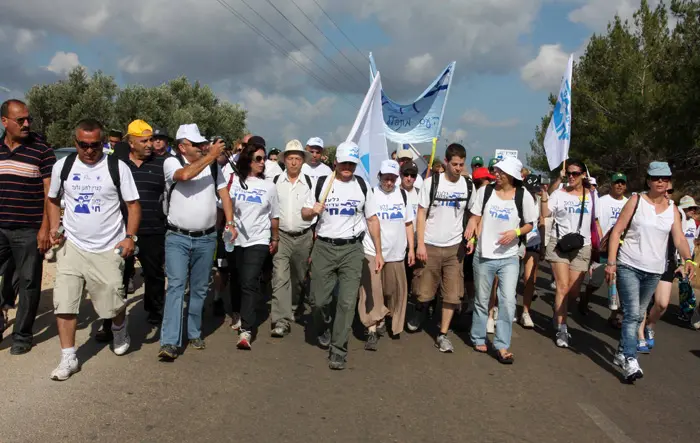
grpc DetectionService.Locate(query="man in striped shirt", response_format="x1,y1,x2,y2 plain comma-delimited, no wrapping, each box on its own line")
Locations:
0,99,56,354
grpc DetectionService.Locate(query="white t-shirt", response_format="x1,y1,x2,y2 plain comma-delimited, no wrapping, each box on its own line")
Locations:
526,195,541,248
301,162,333,180
164,157,227,231
470,186,537,259
548,189,600,246
48,155,139,253
403,186,419,232
229,176,279,247
418,173,476,247
363,187,415,262
597,194,629,236
264,160,284,183
306,177,378,239
680,210,696,258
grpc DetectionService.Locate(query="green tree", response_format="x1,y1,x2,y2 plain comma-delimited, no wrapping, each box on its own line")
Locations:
26,67,247,147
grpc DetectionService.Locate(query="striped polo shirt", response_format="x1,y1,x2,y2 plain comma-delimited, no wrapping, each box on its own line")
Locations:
0,137,56,229
125,154,166,235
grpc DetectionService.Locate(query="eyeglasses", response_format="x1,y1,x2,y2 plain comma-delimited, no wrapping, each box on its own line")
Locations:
403,173,417,178
76,140,102,150
253,155,265,163
649,176,671,183
10,116,33,126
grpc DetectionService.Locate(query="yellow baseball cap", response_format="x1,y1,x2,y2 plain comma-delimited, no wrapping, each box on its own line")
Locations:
126,120,153,137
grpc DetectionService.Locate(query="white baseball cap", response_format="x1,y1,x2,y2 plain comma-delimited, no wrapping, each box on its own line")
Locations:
336,141,360,164
588,177,597,186
282,139,311,162
305,137,324,149
175,123,207,144
396,147,414,160
379,159,400,176
493,156,523,181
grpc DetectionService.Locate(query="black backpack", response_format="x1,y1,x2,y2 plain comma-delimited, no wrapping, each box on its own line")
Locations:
165,154,219,215
273,173,313,190
59,153,127,220
315,175,368,202
481,184,527,245
426,173,474,228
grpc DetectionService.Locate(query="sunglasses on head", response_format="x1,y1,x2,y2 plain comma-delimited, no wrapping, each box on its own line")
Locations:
566,170,583,177
76,140,102,150
403,173,417,178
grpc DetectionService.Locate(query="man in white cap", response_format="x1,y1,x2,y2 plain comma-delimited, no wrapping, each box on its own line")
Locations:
396,146,424,189
588,177,599,199
301,141,383,370
678,195,700,257
158,123,235,361
269,140,315,337
301,137,333,180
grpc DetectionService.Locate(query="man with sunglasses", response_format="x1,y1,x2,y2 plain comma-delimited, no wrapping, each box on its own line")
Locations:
395,147,424,190
46,118,141,380
0,99,55,355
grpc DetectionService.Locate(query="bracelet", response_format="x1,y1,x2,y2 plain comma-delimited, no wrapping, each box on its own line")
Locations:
515,228,521,236
606,261,617,267
226,221,234,226
540,198,548,203
685,259,697,266
271,238,279,242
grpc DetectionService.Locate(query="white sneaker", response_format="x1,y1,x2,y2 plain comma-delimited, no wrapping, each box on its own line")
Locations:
112,320,131,356
237,330,252,350
50,354,79,381
486,316,495,334
613,352,625,367
520,312,534,329
623,357,644,382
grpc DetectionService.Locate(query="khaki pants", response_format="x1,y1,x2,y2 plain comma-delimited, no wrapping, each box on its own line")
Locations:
413,244,465,305
53,240,126,319
271,230,313,326
358,256,408,335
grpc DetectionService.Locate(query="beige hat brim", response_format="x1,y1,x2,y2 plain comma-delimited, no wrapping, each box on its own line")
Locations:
282,149,311,162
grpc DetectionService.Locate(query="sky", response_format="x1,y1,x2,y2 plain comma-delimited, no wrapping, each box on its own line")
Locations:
0,0,652,165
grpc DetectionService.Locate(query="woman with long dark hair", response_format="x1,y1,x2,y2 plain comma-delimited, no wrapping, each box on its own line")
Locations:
227,137,280,349
606,162,693,382
540,159,602,349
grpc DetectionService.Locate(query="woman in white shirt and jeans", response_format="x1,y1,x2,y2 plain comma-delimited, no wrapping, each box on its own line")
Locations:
465,157,537,364
606,162,694,383
540,159,601,349
228,140,280,350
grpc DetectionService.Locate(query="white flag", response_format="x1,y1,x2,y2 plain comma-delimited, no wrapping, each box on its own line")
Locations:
347,72,388,187
544,54,573,171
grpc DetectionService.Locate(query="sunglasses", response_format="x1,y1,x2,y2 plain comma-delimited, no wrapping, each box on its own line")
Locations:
11,116,33,126
613,180,627,185
76,140,102,150
254,155,265,163
566,170,583,177
649,176,671,183
403,173,417,178
666,188,674,194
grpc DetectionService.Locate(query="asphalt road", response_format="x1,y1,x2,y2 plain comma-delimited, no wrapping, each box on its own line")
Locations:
2,264,700,443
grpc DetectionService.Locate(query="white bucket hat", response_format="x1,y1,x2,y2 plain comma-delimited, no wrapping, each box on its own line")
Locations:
282,139,311,162
493,156,523,181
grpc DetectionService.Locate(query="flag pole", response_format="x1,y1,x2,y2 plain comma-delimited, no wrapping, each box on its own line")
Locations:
426,137,437,179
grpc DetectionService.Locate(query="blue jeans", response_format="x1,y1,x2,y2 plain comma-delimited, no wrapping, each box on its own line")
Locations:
161,231,217,347
470,251,520,350
616,264,661,358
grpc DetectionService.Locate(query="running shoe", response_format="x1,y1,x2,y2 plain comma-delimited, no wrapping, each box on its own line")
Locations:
328,353,346,370
111,320,131,356
317,329,331,349
637,339,650,354
237,330,252,350
435,334,454,353
271,322,291,338
555,331,570,348
644,327,655,349
365,331,378,351
520,312,534,329
50,354,79,381
623,357,644,383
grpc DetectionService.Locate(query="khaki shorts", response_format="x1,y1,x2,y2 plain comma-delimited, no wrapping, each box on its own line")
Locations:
413,244,464,305
53,240,126,319
545,239,591,273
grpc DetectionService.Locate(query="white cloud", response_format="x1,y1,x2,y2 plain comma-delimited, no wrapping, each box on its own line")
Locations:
404,53,435,85
461,109,519,128
45,51,81,75
441,127,469,144
14,29,45,53
520,44,570,91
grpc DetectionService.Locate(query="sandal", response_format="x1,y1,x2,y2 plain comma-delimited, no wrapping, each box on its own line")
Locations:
473,344,488,353
497,351,514,364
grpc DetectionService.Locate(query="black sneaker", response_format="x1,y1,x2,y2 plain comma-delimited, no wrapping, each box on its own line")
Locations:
365,332,378,351
189,338,206,350
376,321,387,337
10,341,32,355
328,352,346,370
406,307,425,332
158,344,178,361
317,329,331,350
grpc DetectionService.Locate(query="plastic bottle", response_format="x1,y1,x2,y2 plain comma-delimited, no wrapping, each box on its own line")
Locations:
223,229,235,252
114,246,139,256
608,272,619,310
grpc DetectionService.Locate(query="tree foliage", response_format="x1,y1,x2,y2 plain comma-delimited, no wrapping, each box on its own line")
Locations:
25,67,247,147
529,0,700,193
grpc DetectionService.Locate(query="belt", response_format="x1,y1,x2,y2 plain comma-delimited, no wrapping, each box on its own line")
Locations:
281,227,312,238
167,224,216,237
317,232,365,246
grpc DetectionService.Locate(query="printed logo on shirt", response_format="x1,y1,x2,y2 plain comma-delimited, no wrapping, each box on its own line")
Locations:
685,226,695,238
74,193,94,214
609,206,622,220
72,173,81,181
234,188,266,204
326,197,360,217
435,191,465,208
378,203,404,221
488,205,513,221
564,199,589,214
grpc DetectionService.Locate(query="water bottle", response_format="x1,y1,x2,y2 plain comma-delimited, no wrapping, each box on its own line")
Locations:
223,229,235,252
114,246,139,256
608,273,619,311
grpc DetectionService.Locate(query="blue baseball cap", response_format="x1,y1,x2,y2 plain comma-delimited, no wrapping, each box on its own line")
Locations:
647,161,672,177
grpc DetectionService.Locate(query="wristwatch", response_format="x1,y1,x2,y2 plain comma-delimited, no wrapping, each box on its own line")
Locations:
126,234,138,242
